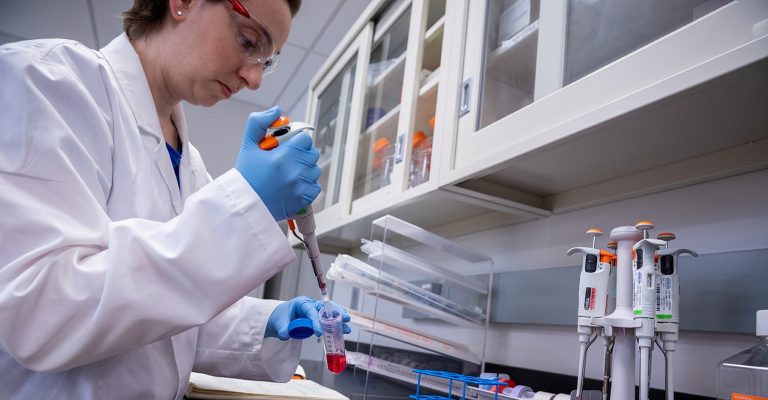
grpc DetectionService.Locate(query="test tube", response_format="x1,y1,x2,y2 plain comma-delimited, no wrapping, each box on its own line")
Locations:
319,304,346,374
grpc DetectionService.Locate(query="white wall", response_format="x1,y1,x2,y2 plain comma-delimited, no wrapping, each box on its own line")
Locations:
440,169,768,397
183,101,265,178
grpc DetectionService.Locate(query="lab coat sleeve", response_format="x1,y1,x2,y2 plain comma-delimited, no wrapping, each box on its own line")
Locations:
0,43,296,372
194,298,301,382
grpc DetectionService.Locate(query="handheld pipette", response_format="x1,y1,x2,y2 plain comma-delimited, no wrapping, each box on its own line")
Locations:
655,232,697,400
289,206,329,301
261,118,345,375
632,221,665,400
259,116,328,302
567,228,615,399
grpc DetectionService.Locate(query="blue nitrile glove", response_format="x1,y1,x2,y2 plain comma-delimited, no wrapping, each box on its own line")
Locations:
266,296,352,341
235,106,321,221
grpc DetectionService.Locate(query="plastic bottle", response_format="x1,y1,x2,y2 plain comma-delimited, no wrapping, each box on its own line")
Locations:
716,310,768,399
372,137,394,189
409,131,432,188
319,304,347,375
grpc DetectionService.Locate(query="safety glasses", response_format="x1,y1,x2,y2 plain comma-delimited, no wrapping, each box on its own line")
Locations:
227,0,281,75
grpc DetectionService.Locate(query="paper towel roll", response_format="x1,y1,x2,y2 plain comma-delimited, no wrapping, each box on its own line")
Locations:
532,392,556,400
553,394,571,400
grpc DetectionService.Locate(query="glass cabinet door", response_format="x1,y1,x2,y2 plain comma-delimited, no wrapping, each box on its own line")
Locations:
478,0,541,130
564,0,733,85
312,58,357,212
451,0,547,171
352,3,412,201
407,0,445,188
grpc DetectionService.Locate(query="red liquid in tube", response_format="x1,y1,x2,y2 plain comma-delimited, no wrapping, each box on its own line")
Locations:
325,353,347,374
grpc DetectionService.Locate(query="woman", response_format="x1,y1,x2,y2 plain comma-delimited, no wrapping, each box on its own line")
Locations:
0,0,348,398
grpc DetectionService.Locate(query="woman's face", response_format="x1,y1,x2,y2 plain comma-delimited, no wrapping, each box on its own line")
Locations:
167,0,292,107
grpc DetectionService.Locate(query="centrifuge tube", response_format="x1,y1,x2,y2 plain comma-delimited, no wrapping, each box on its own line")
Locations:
319,304,346,374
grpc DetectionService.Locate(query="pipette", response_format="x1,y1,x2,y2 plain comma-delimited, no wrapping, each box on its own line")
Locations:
632,221,665,400
259,116,328,302
655,232,697,400
567,228,615,399
290,206,329,302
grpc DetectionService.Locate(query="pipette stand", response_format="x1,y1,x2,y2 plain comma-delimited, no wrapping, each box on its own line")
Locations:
591,226,642,400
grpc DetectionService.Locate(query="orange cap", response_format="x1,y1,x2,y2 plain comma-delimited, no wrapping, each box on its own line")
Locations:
270,115,290,128
428,116,436,129
372,137,390,153
599,250,614,264
412,131,427,147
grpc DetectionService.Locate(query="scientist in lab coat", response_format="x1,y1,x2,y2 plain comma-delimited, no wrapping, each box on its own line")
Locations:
0,0,350,398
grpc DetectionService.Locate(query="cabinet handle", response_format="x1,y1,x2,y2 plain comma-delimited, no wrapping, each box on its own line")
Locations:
395,134,405,163
459,77,472,117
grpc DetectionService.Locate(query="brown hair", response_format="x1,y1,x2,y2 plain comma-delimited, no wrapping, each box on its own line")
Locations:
123,0,301,40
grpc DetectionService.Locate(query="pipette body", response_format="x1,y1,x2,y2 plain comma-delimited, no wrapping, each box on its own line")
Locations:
293,205,329,301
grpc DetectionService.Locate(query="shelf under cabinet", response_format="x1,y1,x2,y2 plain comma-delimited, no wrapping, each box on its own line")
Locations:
295,182,549,251
451,33,768,214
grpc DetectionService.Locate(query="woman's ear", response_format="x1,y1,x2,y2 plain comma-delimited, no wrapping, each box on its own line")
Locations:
169,0,193,20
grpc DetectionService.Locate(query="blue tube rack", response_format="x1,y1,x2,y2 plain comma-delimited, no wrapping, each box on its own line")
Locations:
410,369,508,400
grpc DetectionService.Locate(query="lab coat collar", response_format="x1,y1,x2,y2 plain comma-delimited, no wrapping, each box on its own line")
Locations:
100,33,164,142
99,34,191,152
100,33,189,212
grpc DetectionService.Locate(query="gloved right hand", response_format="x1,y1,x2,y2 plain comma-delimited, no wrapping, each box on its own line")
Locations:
235,106,321,221
265,296,352,341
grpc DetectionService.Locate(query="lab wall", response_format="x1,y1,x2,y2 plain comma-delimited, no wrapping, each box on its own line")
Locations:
183,101,272,178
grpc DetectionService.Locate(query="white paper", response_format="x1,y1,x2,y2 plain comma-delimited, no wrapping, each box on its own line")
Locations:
186,372,349,400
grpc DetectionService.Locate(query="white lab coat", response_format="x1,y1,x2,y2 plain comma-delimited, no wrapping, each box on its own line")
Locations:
0,34,301,399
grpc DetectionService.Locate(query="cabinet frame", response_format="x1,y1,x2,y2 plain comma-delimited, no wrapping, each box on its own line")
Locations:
307,25,373,231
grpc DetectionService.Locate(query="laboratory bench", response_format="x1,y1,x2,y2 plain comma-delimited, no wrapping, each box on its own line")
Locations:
299,352,717,400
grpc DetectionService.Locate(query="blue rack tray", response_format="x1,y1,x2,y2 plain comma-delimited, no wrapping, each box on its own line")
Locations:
410,370,508,400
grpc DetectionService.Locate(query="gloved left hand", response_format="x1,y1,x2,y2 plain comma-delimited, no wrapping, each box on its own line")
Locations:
266,296,352,341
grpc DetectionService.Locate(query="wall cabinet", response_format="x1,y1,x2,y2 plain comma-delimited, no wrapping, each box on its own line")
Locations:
301,0,768,251
447,0,768,213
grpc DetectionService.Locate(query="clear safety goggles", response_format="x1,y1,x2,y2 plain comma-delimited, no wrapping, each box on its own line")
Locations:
227,0,281,76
